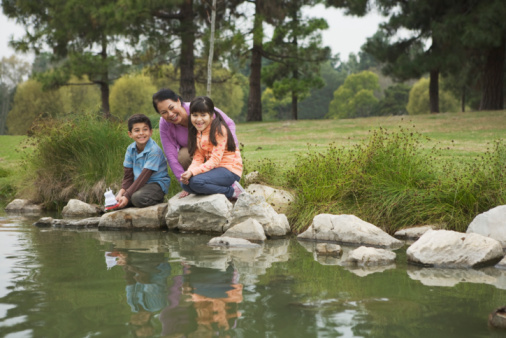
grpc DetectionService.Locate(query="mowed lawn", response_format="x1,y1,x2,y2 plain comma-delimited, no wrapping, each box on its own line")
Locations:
1,110,505,170
237,110,506,166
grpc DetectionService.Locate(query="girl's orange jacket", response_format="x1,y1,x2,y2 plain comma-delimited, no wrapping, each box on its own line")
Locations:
188,125,243,178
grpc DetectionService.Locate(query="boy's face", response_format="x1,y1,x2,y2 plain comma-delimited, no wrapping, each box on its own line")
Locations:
128,122,153,150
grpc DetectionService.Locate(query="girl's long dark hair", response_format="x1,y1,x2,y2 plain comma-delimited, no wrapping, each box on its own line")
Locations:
188,96,236,156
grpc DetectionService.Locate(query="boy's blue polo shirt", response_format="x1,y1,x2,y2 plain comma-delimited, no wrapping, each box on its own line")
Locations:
123,138,171,194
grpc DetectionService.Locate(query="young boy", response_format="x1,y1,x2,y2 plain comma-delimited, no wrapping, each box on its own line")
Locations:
115,114,171,208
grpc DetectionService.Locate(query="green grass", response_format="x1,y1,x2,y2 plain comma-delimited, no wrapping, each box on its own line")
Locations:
1,110,506,232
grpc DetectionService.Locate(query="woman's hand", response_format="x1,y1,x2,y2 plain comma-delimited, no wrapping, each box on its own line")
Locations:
180,170,193,185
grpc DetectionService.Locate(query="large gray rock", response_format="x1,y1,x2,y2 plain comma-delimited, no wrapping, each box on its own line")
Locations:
98,203,167,230
208,236,261,248
165,194,232,233
5,199,42,215
228,193,290,237
245,184,294,214
223,218,266,241
394,225,436,240
62,199,101,217
342,246,396,267
406,229,504,268
466,205,506,247
298,214,403,249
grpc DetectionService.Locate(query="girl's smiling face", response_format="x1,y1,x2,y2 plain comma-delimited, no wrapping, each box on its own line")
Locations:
191,111,212,132
157,99,189,127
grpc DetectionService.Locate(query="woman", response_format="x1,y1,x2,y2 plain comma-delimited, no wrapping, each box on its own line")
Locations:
152,88,238,186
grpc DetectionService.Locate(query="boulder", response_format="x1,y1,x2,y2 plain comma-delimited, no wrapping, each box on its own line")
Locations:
208,236,261,248
297,214,403,249
244,171,260,184
467,205,506,247
53,217,101,229
62,199,101,217
223,218,266,241
33,217,53,228
342,246,396,267
98,203,167,230
228,193,290,237
315,243,342,256
394,225,436,240
165,193,232,233
5,199,42,214
406,229,504,268
245,184,294,213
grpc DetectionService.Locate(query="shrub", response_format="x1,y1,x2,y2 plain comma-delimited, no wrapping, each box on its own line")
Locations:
284,127,506,233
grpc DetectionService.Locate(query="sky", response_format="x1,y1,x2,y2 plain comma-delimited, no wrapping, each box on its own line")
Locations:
0,4,388,64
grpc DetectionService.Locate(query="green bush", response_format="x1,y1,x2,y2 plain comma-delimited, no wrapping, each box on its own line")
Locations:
26,114,130,208
283,127,506,233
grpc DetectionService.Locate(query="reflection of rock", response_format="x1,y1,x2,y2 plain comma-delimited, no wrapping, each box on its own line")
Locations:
62,199,101,217
394,225,435,240
489,306,506,329
467,205,506,247
298,214,403,249
342,246,396,267
98,203,168,230
5,199,42,215
166,194,232,233
222,218,266,241
345,264,396,277
228,193,290,237
315,243,341,256
496,256,506,270
33,216,101,229
406,229,504,268
406,266,498,287
98,231,173,253
245,184,294,214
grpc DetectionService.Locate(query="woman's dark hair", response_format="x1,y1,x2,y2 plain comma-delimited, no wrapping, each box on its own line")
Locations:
152,88,183,113
187,96,236,156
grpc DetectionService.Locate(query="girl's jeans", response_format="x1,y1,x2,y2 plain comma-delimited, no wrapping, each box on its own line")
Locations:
181,167,240,198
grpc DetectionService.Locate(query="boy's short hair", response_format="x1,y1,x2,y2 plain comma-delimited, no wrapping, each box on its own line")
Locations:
127,114,152,132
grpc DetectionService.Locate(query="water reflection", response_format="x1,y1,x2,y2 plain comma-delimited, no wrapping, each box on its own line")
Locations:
3,215,506,337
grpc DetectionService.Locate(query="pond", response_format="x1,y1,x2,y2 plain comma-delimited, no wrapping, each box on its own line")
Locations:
1,213,506,337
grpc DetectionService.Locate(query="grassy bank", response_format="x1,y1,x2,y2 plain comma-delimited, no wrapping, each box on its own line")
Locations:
1,110,505,233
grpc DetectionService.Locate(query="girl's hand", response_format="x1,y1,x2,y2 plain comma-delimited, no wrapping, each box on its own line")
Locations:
180,170,193,185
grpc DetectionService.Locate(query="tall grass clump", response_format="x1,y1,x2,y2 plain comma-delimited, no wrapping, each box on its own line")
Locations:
25,113,130,208
286,127,506,233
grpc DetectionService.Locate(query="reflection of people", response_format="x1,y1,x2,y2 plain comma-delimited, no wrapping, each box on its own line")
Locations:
180,96,245,200
185,264,243,333
115,114,171,209
152,89,238,197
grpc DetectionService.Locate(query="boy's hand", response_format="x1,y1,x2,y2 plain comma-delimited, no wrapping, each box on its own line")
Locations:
117,196,129,209
180,170,193,185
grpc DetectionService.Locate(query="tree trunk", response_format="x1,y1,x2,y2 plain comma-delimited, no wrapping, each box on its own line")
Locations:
429,69,439,113
179,0,196,101
461,86,466,112
206,0,217,97
291,91,298,120
247,0,263,122
100,37,111,119
479,39,505,110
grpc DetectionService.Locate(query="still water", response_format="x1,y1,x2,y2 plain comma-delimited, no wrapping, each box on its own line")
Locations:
1,214,506,338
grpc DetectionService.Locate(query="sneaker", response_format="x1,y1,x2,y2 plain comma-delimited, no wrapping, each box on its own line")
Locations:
231,181,245,199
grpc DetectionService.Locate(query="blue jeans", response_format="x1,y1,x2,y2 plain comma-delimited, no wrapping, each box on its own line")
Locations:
181,167,240,198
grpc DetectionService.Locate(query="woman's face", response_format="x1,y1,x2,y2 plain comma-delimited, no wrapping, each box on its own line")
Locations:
157,99,188,127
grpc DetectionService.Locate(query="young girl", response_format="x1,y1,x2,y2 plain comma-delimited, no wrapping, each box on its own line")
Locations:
180,96,245,199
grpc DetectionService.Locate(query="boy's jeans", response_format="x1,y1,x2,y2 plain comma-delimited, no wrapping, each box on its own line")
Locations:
181,167,240,199
130,183,165,207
